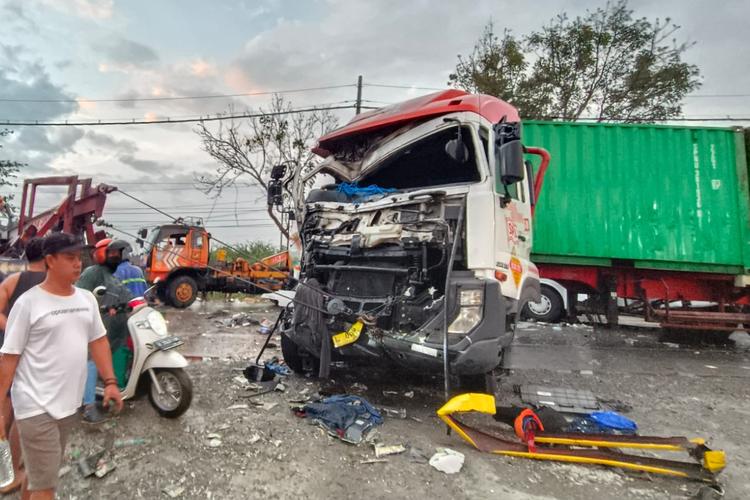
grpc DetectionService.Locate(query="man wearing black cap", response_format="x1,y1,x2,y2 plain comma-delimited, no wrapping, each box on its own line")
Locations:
0,233,123,499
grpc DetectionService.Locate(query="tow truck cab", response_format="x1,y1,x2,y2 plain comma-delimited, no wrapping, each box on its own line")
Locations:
283,90,549,377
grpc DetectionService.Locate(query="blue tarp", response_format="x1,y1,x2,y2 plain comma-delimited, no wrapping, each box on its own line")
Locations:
336,182,396,199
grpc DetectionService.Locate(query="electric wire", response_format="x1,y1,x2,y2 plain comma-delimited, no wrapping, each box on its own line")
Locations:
0,104,373,127
0,84,357,104
101,222,330,314
114,189,289,270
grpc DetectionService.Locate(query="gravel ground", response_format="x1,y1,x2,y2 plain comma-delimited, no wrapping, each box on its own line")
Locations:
10,298,747,500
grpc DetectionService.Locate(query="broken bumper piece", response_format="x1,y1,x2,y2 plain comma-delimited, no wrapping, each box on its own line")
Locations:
437,393,726,482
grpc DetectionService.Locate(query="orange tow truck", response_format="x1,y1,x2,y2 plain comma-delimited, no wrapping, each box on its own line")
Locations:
138,220,290,308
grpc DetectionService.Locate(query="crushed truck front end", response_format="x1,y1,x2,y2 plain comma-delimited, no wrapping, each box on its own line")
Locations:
282,90,545,377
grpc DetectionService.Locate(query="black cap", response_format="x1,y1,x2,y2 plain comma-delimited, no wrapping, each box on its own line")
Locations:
42,233,90,256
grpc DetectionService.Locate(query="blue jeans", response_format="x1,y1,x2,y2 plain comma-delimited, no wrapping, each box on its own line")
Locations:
83,360,97,405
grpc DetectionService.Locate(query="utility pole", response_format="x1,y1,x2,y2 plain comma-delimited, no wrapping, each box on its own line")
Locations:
355,75,363,115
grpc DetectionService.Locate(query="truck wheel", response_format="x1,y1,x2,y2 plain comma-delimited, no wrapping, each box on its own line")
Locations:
522,286,564,323
167,276,198,308
148,368,193,418
281,333,306,374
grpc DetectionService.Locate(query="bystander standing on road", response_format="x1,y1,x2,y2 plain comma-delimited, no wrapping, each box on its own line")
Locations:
0,237,46,494
0,233,123,500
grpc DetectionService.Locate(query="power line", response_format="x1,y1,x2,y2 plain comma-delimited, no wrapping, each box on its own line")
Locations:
0,84,357,104
0,104,371,127
365,83,444,91
112,189,281,257
365,82,750,99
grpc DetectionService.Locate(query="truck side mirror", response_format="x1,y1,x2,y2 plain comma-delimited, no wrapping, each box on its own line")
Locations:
270,164,287,180
445,138,469,164
267,179,283,207
443,121,469,164
137,228,147,247
494,121,524,185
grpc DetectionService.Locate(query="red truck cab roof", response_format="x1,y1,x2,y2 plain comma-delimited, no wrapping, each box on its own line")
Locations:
315,89,519,157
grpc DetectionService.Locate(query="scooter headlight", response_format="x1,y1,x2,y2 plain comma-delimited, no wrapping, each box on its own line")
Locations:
147,311,168,337
448,289,484,334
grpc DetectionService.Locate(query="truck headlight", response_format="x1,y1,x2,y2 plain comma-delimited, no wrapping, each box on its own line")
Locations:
448,289,484,334
147,311,168,337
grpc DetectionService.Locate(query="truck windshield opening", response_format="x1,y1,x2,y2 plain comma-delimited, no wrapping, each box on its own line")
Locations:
358,126,480,190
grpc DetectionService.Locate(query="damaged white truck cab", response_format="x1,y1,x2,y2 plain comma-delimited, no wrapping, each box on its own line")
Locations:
280,90,550,379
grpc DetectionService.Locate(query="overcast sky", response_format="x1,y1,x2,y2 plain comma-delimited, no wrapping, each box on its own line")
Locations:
1,0,748,246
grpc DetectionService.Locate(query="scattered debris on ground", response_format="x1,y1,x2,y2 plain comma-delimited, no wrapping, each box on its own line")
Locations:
429,448,465,474
47,301,750,499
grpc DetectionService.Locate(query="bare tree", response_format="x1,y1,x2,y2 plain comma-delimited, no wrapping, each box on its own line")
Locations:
195,95,339,238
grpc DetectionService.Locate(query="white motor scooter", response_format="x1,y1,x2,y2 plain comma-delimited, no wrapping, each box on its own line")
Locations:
93,285,193,418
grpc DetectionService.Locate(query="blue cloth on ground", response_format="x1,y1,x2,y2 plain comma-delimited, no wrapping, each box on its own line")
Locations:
264,359,291,376
303,394,383,434
336,182,396,199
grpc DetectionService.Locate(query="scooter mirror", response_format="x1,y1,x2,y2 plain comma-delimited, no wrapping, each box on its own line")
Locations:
93,286,107,297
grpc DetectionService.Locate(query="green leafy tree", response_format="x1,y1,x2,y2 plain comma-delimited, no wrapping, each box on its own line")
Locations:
210,240,279,263
0,129,24,224
450,1,701,122
448,23,528,107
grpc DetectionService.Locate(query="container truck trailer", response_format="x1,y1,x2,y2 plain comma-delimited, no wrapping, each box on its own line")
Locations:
522,121,750,332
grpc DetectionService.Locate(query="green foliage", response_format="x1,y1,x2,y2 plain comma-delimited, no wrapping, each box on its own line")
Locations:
0,129,24,215
448,23,528,105
211,240,279,264
449,1,701,122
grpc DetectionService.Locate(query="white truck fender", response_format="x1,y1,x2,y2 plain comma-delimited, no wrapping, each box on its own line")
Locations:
143,349,189,370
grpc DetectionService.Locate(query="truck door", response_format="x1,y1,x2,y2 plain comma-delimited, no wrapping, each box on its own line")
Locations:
488,125,533,300
188,228,206,267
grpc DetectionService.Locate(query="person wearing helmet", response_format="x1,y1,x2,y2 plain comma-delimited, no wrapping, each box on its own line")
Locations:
111,241,148,298
76,238,133,424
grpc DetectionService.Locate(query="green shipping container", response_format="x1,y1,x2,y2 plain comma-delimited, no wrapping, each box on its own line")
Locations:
523,121,750,275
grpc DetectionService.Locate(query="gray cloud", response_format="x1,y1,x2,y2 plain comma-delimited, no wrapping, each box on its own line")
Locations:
17,127,85,154
85,130,138,155
98,37,158,67
0,48,78,121
3,1,39,33
228,1,513,93
0,45,83,172
54,59,73,70
118,154,176,174
113,89,139,109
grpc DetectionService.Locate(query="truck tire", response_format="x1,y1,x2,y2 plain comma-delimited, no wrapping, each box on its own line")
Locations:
167,275,198,308
522,285,564,323
281,333,306,374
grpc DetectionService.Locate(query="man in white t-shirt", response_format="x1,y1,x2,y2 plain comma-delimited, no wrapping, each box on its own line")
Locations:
0,233,124,500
